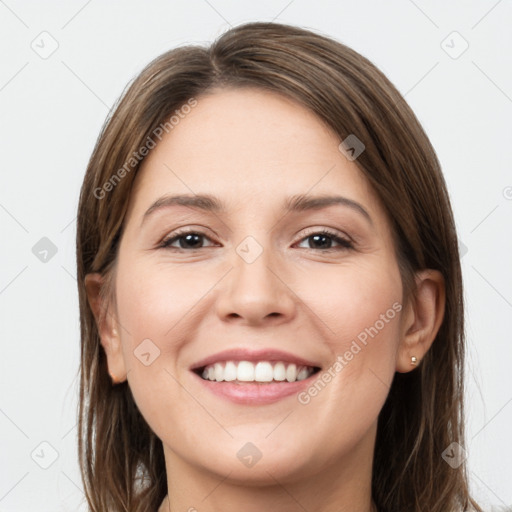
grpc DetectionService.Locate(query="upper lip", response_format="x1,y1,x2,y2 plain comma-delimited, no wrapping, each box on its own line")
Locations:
190,348,321,371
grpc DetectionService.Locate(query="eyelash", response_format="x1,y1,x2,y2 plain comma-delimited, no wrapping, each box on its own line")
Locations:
159,228,354,252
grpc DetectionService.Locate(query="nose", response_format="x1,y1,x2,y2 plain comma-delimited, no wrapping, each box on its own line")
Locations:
214,242,297,327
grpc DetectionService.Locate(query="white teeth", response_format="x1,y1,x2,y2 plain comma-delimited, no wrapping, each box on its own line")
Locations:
214,363,223,382
254,362,274,382
296,367,310,381
199,360,316,383
237,361,255,381
286,363,297,383
273,362,286,381
224,361,237,381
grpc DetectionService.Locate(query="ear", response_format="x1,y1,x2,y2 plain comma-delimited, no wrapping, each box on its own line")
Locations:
84,272,127,384
396,269,445,373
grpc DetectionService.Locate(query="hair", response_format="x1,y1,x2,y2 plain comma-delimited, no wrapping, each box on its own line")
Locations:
76,21,481,512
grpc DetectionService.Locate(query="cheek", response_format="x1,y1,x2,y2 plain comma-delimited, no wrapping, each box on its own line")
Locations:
113,264,217,445
113,261,203,404
288,263,403,461
303,258,403,338
299,258,403,392
115,261,209,345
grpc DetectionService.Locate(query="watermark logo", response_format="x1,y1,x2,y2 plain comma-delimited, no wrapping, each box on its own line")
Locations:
236,442,262,468
441,441,467,468
339,134,365,161
134,338,161,366
32,237,58,263
236,236,263,264
31,31,59,59
31,441,59,469
441,31,469,60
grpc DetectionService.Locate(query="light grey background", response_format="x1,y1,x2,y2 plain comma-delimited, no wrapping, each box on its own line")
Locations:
0,1,511,511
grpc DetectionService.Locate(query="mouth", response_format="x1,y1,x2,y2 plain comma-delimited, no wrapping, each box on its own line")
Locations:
194,360,321,383
190,348,322,405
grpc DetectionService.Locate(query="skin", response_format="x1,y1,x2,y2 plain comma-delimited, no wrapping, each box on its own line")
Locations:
86,87,445,512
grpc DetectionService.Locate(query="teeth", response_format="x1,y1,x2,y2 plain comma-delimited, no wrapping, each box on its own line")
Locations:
254,362,274,382
237,361,255,382
224,361,237,381
214,363,223,382
273,362,286,381
199,360,316,383
286,363,297,383
296,367,310,381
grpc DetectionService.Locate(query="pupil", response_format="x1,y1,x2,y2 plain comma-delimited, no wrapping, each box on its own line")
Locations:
311,234,331,249
181,234,202,248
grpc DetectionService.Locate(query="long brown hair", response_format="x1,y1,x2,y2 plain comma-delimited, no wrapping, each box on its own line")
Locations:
76,21,481,511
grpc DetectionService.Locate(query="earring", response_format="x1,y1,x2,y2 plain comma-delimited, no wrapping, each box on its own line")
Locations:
110,371,118,384
112,328,118,336
410,356,418,366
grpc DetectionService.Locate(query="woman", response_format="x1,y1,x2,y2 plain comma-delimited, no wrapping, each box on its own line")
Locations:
76,21,482,511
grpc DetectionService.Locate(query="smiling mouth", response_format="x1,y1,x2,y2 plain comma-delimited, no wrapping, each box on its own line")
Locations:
194,360,321,383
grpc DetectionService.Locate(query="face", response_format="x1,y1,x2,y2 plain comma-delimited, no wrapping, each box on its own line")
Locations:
108,87,406,485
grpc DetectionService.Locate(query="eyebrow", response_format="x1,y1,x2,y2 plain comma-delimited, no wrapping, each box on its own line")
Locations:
141,193,372,226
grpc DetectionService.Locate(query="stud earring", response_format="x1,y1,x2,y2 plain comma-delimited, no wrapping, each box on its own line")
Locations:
112,328,118,336
411,356,418,366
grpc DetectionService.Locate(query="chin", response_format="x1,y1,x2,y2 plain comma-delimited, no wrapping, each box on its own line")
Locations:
176,430,321,485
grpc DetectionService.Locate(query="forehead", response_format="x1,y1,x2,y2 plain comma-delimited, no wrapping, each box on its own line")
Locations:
128,87,379,218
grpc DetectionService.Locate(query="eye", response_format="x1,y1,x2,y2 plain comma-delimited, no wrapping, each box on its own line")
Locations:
159,228,354,252
295,229,354,251
159,230,216,250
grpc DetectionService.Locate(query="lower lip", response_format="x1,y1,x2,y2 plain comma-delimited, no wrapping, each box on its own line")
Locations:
193,372,317,405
